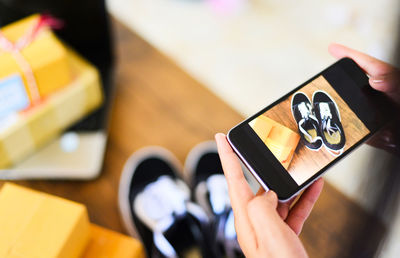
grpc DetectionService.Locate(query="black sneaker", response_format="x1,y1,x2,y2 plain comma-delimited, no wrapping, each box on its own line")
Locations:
312,90,346,156
118,146,212,258
291,92,323,150
185,141,244,258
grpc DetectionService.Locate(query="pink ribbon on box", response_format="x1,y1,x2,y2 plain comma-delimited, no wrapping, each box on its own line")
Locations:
0,15,63,106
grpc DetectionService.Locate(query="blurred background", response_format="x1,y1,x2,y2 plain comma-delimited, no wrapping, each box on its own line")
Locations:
107,0,400,256
0,0,400,257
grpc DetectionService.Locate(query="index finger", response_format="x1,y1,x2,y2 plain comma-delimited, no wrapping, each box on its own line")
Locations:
215,133,254,211
215,133,257,250
328,43,396,76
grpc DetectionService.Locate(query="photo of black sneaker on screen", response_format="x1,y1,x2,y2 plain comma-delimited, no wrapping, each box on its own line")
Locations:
291,92,323,151
248,72,370,186
312,90,346,156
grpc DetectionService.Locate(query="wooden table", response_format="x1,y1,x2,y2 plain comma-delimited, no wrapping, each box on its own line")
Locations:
0,20,384,258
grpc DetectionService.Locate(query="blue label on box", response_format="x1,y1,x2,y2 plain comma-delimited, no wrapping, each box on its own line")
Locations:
0,74,29,119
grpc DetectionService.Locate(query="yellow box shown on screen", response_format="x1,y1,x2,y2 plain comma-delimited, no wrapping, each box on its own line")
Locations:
0,14,71,100
0,48,103,169
0,183,90,258
250,116,300,169
82,224,145,258
248,115,273,142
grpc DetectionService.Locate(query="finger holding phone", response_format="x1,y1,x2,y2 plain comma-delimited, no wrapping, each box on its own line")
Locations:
215,44,400,257
215,133,323,258
329,43,400,154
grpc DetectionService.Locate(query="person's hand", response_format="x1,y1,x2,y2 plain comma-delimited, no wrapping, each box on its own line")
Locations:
329,43,400,154
215,133,324,258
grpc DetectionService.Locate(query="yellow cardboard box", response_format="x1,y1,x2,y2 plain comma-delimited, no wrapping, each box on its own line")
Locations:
249,116,300,169
0,49,103,169
0,15,71,102
82,224,145,258
0,183,90,258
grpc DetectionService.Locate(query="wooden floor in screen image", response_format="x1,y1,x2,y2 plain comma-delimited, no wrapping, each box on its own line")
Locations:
263,75,370,185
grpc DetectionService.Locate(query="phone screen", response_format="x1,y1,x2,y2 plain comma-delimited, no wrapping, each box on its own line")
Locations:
228,58,393,199
248,74,369,185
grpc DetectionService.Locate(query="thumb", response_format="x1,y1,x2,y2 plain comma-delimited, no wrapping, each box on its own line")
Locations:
265,190,279,208
248,190,279,216
248,191,289,249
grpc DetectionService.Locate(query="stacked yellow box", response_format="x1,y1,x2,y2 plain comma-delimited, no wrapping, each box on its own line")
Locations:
0,183,145,258
83,224,145,258
0,15,71,104
250,115,300,169
0,15,104,169
0,50,103,168
0,183,90,257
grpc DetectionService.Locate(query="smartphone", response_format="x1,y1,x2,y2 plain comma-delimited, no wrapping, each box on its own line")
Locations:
227,58,393,201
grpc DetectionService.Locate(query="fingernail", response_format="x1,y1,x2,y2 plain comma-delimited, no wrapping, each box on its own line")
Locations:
266,190,278,201
215,133,225,138
370,77,385,85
